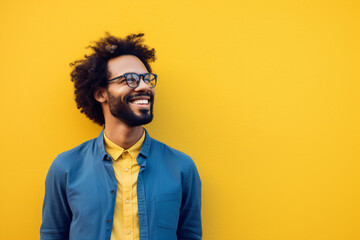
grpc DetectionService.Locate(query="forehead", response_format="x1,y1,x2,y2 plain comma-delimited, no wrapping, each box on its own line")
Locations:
107,55,148,78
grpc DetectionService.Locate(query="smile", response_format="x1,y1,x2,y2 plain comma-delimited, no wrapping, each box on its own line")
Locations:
129,98,151,109
131,99,149,105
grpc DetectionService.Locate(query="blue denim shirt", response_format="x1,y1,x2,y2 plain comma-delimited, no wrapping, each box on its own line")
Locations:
40,128,202,240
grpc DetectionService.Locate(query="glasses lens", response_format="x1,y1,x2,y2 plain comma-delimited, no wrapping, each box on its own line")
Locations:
144,74,156,88
126,73,139,88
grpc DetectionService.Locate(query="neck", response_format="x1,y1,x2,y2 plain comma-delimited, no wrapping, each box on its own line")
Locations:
104,121,144,149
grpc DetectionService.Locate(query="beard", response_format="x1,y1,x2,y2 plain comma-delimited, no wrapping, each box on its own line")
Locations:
107,90,154,127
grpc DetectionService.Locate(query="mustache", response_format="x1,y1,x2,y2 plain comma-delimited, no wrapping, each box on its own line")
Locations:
126,92,154,102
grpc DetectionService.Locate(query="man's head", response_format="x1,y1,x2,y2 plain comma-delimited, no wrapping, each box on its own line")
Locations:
96,55,155,127
70,33,156,126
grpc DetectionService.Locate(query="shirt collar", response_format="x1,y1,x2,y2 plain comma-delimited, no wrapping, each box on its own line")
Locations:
103,129,145,160
96,127,151,165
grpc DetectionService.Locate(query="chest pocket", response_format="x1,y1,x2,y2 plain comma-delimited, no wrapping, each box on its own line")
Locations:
156,192,182,229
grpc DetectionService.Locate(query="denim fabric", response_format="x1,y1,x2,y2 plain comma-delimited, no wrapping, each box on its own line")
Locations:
40,128,202,240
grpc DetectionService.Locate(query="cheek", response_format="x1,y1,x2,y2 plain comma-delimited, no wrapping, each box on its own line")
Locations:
109,86,131,99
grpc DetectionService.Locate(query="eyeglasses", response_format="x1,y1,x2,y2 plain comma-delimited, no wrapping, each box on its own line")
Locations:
107,72,157,89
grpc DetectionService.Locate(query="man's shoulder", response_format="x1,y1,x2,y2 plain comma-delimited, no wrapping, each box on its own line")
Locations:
51,137,99,170
150,137,196,167
150,137,201,181
58,137,97,158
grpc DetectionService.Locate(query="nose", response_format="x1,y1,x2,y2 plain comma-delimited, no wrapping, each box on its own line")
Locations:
135,78,151,92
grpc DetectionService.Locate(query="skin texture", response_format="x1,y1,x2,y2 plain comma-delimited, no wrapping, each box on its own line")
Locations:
94,55,155,149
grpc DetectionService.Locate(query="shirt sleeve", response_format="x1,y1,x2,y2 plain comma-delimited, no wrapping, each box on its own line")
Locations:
40,157,72,240
177,159,202,240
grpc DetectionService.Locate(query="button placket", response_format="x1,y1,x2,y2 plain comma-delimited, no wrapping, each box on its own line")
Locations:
122,151,132,240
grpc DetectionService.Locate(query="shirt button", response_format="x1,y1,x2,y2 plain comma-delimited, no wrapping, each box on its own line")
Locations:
124,168,129,172
126,199,130,203
111,190,115,194
126,230,131,235
107,219,111,223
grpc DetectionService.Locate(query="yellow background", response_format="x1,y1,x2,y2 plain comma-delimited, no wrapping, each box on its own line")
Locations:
0,0,359,239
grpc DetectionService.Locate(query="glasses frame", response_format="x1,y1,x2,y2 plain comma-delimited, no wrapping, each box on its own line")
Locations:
107,72,157,89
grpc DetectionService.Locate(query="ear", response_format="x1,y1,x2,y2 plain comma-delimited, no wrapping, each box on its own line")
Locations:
94,87,108,103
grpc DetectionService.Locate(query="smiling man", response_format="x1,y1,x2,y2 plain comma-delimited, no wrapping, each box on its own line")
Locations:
40,33,202,240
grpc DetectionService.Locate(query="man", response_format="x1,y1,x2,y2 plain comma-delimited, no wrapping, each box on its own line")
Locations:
40,33,202,240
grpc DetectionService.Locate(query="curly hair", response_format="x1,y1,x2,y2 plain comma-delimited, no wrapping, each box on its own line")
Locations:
69,32,156,126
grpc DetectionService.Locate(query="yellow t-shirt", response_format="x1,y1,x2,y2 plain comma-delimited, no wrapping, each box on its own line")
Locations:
104,130,145,240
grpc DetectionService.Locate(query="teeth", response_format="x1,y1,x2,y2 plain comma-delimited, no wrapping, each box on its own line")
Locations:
133,99,149,104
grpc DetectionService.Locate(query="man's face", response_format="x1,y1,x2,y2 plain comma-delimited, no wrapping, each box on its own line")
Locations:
106,55,155,127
